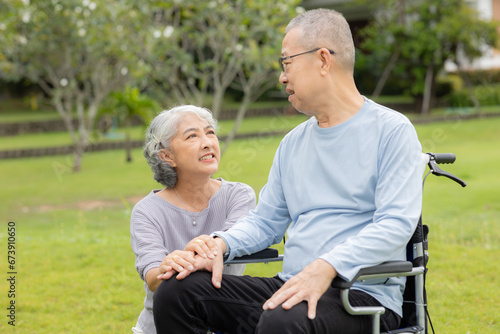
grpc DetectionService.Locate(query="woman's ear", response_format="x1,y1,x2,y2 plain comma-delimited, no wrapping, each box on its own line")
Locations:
159,149,177,168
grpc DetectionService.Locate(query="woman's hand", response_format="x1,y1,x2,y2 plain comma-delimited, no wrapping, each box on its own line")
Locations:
184,234,219,259
156,237,226,289
157,250,196,280
156,235,219,281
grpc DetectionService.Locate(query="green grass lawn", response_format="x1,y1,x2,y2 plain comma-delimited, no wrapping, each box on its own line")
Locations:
0,98,61,123
0,114,309,151
0,116,499,333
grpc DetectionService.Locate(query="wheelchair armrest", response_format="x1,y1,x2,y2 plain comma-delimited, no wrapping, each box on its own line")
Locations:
225,248,283,264
331,261,413,289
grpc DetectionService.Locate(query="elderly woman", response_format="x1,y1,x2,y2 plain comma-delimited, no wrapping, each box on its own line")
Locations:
130,105,255,334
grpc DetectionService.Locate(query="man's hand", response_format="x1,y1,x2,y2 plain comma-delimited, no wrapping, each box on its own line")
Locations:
156,237,227,289
184,234,219,259
262,259,337,319
208,237,226,288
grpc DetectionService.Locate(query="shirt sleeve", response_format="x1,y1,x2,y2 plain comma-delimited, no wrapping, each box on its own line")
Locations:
215,144,292,260
220,182,257,231
321,122,423,281
130,205,168,281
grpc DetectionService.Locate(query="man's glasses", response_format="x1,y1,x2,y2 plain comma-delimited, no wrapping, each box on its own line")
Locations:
279,48,335,73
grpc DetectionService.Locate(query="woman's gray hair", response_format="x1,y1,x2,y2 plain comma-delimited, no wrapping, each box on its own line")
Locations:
285,8,355,73
143,105,218,188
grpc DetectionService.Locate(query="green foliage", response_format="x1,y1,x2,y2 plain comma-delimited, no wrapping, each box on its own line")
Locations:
0,0,150,170
459,69,500,86
0,0,145,91
0,0,302,165
448,83,500,107
98,87,157,128
358,0,498,97
98,87,159,161
143,0,299,116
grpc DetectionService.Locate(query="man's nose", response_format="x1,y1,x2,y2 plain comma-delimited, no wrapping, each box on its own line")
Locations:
279,70,288,85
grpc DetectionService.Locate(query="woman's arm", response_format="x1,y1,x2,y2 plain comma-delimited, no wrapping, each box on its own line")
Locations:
131,206,170,289
155,234,219,281
146,249,200,290
145,267,162,292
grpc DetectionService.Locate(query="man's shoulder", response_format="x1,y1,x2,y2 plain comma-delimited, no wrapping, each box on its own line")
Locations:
363,98,412,126
282,117,314,141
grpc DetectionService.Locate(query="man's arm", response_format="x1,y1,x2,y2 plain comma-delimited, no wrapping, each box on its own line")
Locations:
215,144,292,262
266,121,422,318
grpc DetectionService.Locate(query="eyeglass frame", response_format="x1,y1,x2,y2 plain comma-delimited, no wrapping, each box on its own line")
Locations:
279,48,335,73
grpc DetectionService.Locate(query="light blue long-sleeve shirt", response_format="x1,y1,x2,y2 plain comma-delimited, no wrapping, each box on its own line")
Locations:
215,98,423,316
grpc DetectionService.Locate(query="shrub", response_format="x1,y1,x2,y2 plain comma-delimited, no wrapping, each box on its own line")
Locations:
447,83,500,107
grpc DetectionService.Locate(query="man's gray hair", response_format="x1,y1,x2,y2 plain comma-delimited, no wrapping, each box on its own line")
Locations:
285,8,355,73
143,105,218,188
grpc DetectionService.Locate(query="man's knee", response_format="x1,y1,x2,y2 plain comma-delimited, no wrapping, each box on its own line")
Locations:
256,303,310,333
154,272,213,314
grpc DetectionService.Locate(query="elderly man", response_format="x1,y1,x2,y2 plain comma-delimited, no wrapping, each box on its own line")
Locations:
153,8,422,334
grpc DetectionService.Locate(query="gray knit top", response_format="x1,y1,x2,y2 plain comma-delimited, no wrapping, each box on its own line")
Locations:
130,178,256,334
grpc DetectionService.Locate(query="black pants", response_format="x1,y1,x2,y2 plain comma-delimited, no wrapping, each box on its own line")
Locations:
153,272,400,334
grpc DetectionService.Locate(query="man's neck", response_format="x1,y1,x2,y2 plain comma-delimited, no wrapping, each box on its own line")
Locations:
314,89,365,128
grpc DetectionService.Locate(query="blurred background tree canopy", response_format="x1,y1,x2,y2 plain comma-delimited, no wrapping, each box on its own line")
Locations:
356,0,498,114
0,0,149,171
0,0,498,170
0,0,299,171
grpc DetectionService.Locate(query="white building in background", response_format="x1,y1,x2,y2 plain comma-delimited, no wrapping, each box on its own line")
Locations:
452,0,500,71
302,0,500,71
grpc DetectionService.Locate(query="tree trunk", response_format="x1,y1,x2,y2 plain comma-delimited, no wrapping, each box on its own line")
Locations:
221,93,251,156
73,143,84,172
211,86,225,120
372,47,401,99
125,118,132,163
421,62,434,115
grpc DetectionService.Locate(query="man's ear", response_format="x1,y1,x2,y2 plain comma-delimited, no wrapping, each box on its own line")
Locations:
319,48,333,76
159,149,177,168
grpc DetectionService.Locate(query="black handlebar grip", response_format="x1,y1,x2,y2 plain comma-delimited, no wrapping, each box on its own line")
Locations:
433,153,456,164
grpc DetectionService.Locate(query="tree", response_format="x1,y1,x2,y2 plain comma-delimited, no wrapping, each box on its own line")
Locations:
222,2,300,154
98,87,158,162
358,0,498,114
143,0,299,119
142,0,245,117
0,0,146,171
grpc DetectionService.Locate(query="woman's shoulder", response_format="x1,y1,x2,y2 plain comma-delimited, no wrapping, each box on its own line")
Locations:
217,178,255,199
132,190,164,213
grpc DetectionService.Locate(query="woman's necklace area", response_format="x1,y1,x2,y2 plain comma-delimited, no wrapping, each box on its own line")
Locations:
174,184,213,226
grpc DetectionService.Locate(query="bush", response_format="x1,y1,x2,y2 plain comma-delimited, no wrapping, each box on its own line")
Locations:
463,69,500,86
435,74,462,98
448,83,500,107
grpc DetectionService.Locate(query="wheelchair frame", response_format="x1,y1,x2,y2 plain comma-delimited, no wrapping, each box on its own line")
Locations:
227,152,466,334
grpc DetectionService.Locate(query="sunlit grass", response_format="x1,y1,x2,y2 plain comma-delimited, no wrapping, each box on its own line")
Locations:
0,116,499,333
0,114,309,151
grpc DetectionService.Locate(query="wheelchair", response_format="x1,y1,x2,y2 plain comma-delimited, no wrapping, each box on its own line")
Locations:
227,152,466,334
